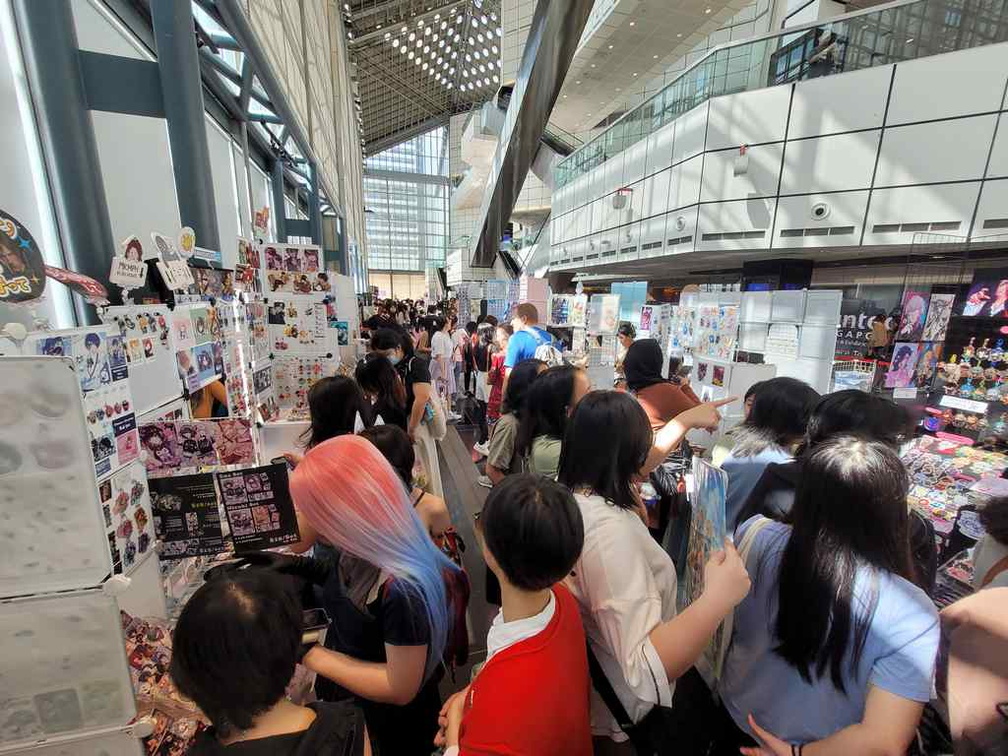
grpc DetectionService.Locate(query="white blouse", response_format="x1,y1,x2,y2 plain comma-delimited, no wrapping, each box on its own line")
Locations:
565,493,677,741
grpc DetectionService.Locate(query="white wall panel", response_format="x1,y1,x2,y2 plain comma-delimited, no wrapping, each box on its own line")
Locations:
974,178,1008,234
987,119,1008,179
875,115,997,187
773,191,869,248
623,138,648,186
887,43,1008,125
91,111,181,248
696,197,775,250
645,122,676,176
617,222,641,260
780,131,879,195
669,155,703,210
668,206,699,253
590,196,606,234
706,85,790,150
205,117,240,266
789,66,889,138
640,215,667,256
232,143,252,239
863,183,981,245
672,102,709,164
71,0,148,59
644,169,672,218
630,175,646,219
701,142,784,201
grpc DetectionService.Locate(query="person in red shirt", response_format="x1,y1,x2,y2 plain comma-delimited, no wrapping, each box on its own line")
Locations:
435,474,592,756
486,324,512,422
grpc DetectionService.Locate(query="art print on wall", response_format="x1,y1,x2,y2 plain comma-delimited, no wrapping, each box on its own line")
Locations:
885,342,921,389
896,290,929,342
922,293,955,341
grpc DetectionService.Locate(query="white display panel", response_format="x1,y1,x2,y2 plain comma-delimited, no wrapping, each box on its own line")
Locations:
739,323,769,352
803,290,843,325
0,357,111,598
0,727,143,755
770,290,806,323
0,591,135,748
799,324,838,360
740,291,771,323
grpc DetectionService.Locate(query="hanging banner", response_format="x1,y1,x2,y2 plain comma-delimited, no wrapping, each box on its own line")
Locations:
0,210,46,303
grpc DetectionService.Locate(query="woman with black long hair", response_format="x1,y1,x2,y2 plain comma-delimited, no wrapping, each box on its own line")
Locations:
516,364,591,479
721,377,819,531
717,437,939,756
479,358,545,488
355,353,408,431
558,391,750,753
471,322,494,456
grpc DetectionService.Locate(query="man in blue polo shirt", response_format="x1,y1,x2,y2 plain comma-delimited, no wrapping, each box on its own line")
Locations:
505,302,554,377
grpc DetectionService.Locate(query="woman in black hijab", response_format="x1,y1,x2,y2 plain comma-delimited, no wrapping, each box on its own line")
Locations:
623,339,701,430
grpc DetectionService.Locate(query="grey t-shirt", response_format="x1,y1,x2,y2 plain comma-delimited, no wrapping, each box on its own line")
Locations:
486,413,520,474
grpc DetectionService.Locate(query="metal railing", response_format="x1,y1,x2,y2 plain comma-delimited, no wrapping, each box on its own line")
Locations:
555,0,1008,187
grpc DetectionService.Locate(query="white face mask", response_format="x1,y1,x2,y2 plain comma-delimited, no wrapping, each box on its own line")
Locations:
388,353,402,366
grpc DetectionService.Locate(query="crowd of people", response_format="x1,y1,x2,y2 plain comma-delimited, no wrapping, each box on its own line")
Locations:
167,296,1007,756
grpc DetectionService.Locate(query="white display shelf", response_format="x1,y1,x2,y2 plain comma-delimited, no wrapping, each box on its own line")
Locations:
0,590,136,750
0,357,112,599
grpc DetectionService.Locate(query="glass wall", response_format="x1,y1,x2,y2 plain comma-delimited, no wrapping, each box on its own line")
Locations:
364,125,450,273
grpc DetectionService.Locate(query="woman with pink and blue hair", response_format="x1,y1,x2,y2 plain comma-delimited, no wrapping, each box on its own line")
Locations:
292,434,461,756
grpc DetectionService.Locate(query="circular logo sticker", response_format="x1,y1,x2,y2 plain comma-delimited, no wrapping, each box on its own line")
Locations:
0,209,47,303
178,227,196,258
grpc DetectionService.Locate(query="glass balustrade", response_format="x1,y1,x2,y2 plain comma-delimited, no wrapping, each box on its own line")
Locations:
555,0,1008,188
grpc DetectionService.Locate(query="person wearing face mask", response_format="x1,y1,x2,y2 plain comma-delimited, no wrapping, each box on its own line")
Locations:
370,327,442,497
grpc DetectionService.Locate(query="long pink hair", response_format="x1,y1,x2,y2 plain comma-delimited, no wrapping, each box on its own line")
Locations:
289,435,454,674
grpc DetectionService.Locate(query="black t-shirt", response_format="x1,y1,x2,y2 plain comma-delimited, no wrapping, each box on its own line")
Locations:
398,355,430,414
188,701,365,756
315,553,440,756
371,397,408,430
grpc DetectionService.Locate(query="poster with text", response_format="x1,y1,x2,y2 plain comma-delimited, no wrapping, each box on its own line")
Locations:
149,473,225,558
962,268,1008,317
217,464,300,552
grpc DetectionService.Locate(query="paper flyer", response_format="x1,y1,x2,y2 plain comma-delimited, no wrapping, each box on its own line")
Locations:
217,464,300,552
149,473,225,559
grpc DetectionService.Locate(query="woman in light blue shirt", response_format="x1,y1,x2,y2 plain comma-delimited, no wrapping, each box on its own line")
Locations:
720,377,819,531
717,436,939,756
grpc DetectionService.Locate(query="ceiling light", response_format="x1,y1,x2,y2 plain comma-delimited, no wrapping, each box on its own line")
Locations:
391,39,399,48
438,39,445,47
704,7,711,12
608,44,613,49
677,33,683,37
437,56,442,63
434,12,440,19
632,72,638,76
468,36,475,44
480,64,486,72
478,33,484,42
629,20,635,25
425,27,431,35
575,80,581,84
491,12,497,21
377,24,382,29
409,32,416,41
562,94,567,98
384,32,391,40
447,83,453,89
590,63,596,67
415,57,422,65
449,66,455,73
474,49,481,58
424,45,430,53
422,62,428,70
401,26,407,33
616,87,621,91
465,53,472,61
653,54,659,58
407,50,414,59
492,44,498,53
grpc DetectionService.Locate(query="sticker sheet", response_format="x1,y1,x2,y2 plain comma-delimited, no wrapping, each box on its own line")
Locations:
97,461,155,575
0,592,135,748
273,357,332,418
218,463,300,552
267,297,328,355
694,305,739,360
139,418,255,475
0,358,112,597
263,243,329,294
29,328,141,478
149,473,225,559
